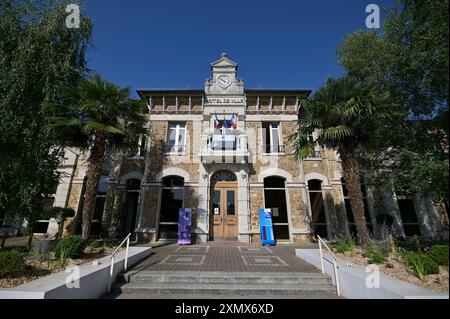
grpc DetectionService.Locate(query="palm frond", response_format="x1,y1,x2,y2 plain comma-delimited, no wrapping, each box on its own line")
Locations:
321,125,354,141
83,121,124,135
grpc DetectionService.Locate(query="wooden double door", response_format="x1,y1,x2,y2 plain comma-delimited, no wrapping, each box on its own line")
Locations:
211,186,238,240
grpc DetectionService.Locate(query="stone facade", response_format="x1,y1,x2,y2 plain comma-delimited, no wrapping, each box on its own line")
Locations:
46,53,448,243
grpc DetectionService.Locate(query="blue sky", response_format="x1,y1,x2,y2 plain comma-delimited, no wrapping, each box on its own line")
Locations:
84,0,395,97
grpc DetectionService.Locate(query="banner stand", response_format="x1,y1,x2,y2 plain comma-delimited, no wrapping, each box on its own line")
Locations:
258,208,275,246
177,208,192,245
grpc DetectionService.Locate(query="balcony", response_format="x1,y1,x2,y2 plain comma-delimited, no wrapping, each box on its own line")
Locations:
199,129,249,163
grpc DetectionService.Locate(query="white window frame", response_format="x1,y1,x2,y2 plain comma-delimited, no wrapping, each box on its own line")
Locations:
166,123,186,154
128,134,146,159
304,129,321,159
263,123,284,155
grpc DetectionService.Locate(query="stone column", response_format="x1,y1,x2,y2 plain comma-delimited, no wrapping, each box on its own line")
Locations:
102,180,117,228
107,185,125,238
196,165,209,243
101,154,122,235
365,186,381,238
414,195,443,239
136,125,151,233
323,186,338,240
299,160,314,238
237,168,250,243
382,191,405,238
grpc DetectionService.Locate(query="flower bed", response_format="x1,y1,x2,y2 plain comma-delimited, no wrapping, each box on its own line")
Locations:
0,240,118,288
334,246,449,293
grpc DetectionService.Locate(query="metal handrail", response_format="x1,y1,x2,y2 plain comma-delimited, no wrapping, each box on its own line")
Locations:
107,233,131,293
317,235,341,297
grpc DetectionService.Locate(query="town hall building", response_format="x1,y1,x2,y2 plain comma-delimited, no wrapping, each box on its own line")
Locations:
46,53,448,244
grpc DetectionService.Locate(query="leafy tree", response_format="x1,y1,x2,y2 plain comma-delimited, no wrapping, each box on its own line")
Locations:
46,75,147,239
337,0,448,117
0,0,92,248
336,0,448,202
291,77,398,245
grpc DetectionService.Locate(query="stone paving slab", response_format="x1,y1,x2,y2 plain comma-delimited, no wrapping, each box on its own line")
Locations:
129,242,320,273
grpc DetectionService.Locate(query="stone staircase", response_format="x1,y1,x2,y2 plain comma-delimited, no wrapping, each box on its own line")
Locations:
110,270,339,299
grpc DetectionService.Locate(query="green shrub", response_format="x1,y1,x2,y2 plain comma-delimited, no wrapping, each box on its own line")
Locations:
42,206,63,220
89,240,102,249
404,251,439,280
366,240,388,264
54,236,86,260
335,234,356,253
422,255,439,274
427,245,449,266
404,252,426,280
0,250,26,278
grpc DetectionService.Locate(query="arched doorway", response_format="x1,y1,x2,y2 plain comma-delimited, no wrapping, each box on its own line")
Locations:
159,175,184,240
119,178,141,237
263,176,290,240
210,170,238,240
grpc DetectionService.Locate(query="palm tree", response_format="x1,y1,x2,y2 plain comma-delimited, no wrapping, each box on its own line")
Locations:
291,76,397,245
45,75,147,239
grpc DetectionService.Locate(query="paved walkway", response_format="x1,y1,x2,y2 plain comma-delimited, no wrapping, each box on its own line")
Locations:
129,241,320,273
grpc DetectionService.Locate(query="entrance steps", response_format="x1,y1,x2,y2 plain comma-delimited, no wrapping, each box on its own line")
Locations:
111,271,339,298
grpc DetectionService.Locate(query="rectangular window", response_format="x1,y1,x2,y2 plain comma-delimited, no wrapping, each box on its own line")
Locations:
226,190,235,215
306,132,320,158
262,123,283,153
397,197,421,237
213,190,221,215
128,134,146,157
166,123,186,153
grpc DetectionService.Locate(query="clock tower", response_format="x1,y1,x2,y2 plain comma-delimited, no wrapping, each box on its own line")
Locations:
203,53,246,119
204,52,244,95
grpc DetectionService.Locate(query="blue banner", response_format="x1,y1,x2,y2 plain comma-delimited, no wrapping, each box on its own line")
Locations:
258,208,275,245
178,208,191,245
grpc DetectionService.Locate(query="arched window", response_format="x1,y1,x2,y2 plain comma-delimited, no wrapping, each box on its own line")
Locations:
264,176,289,240
159,176,185,239
127,178,141,190
211,170,237,183
308,179,328,239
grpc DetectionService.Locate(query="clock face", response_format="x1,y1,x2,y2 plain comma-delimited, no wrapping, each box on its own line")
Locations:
217,75,231,89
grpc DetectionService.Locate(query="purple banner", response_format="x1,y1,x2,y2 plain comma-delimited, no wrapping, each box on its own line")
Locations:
177,208,191,245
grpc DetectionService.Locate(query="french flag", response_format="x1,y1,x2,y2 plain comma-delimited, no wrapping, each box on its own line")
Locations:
214,113,220,129
230,114,237,129
223,115,229,129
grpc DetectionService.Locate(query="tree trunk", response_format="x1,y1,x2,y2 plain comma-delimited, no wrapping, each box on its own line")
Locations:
339,143,370,246
81,135,107,239
27,229,33,249
0,233,7,249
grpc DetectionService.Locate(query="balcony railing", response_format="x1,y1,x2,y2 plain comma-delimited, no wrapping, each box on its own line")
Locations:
199,130,249,163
